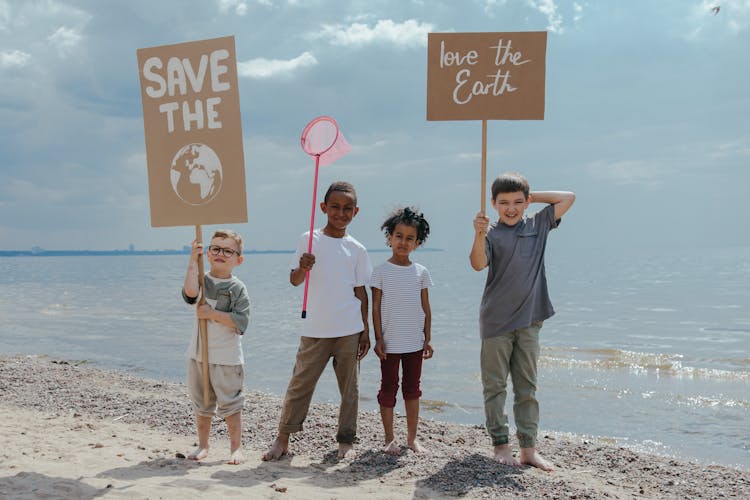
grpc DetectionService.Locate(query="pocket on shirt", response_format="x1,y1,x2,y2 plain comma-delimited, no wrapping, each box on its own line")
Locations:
518,231,538,257
215,290,232,312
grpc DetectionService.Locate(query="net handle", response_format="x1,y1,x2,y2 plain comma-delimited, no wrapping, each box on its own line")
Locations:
300,115,340,157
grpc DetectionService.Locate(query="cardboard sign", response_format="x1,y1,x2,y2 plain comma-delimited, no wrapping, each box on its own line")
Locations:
137,36,247,227
426,32,547,121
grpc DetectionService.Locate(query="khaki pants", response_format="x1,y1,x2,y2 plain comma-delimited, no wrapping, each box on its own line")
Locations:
187,359,244,418
278,332,361,443
480,322,542,448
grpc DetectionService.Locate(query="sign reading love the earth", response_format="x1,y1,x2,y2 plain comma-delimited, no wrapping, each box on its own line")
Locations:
137,36,247,227
426,32,547,121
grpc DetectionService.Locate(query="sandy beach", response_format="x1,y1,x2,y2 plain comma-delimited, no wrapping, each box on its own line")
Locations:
0,355,747,499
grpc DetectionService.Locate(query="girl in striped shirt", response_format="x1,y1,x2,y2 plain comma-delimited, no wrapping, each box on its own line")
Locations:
371,207,433,455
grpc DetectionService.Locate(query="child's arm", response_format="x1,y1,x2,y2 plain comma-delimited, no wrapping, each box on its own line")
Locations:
371,287,386,360
470,211,490,271
197,284,250,334
196,305,236,328
290,253,315,286
183,239,202,300
421,288,434,359
354,285,370,360
529,191,576,220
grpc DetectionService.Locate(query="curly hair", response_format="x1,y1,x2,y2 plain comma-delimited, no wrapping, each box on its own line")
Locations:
381,206,430,246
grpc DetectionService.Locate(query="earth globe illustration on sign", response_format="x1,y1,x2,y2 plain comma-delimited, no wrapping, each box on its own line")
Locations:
169,143,223,205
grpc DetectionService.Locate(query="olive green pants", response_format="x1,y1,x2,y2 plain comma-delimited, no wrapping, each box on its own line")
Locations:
480,322,541,448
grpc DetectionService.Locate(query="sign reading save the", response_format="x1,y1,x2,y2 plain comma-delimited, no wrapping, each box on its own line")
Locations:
137,36,247,228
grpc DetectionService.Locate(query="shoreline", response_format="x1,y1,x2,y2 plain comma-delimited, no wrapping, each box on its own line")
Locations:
1,355,748,499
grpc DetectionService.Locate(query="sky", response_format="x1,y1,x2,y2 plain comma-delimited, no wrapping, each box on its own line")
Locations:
1,0,748,254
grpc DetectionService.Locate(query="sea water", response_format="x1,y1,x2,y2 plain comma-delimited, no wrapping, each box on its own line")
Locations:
0,246,748,469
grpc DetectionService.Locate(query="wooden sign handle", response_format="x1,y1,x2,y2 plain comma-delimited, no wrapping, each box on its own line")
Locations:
195,224,210,406
481,120,487,214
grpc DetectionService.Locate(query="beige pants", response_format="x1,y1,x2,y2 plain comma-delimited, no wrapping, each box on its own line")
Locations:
187,359,244,418
278,333,361,443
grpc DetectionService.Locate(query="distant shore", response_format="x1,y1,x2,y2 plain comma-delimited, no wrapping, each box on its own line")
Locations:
1,354,747,499
0,248,443,257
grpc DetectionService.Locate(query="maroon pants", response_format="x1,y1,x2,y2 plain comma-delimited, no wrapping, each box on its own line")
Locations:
377,349,423,408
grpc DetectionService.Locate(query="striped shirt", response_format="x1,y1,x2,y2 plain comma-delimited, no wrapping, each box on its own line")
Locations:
370,261,433,354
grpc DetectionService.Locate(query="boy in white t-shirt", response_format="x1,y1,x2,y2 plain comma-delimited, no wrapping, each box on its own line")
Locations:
263,181,373,461
182,229,250,465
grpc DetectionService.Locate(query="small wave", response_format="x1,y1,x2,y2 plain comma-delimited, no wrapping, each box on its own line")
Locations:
40,304,69,316
701,327,750,334
675,395,750,409
421,399,479,414
541,347,750,381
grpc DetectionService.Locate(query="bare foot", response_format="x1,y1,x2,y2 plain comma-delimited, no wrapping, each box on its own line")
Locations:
383,440,400,456
407,439,426,454
188,447,209,461
337,442,355,460
262,437,289,461
493,444,521,467
520,447,554,471
227,448,245,465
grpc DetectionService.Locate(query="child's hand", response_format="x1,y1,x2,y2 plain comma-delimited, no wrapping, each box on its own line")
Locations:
423,342,434,359
357,334,371,360
191,239,204,261
299,253,315,271
196,304,214,321
473,212,490,234
373,339,387,360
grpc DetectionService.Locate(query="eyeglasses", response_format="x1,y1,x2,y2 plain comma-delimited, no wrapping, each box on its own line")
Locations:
208,245,240,258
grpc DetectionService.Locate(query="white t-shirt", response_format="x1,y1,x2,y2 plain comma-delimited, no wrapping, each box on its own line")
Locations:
291,229,372,338
370,261,433,354
185,275,248,366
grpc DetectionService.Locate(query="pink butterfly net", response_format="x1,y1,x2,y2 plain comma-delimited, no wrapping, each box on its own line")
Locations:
300,116,351,318
301,116,351,165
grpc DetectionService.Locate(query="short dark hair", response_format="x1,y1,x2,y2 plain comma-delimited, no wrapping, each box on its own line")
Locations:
381,206,430,246
324,181,357,204
491,172,530,200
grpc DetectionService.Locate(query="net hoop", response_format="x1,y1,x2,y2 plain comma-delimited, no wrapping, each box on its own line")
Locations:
300,115,339,157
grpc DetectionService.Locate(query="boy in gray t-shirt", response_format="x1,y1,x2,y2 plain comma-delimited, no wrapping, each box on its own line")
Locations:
470,172,575,471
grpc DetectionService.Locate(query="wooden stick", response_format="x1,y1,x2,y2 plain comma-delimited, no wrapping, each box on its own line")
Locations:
481,119,487,214
301,155,321,319
195,224,210,406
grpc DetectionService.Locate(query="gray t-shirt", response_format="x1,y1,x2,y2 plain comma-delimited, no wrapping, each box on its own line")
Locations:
479,204,559,339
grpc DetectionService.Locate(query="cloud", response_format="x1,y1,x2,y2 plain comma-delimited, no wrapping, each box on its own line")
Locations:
47,26,83,56
217,0,249,15
573,2,584,22
585,159,672,186
313,19,434,48
483,0,509,14
0,49,30,68
705,138,750,160
0,0,9,32
527,0,564,33
237,51,318,79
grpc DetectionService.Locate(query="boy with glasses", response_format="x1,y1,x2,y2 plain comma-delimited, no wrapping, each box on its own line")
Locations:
182,229,250,464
